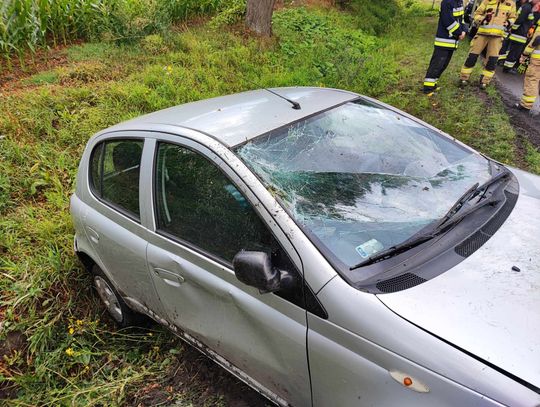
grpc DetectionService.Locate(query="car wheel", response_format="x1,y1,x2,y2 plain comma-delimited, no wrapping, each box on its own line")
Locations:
91,265,147,328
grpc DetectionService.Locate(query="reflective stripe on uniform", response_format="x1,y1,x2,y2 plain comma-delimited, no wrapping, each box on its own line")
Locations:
423,79,437,87
447,21,458,31
504,60,516,68
448,21,460,35
529,13,535,21
482,70,495,78
498,52,508,61
521,95,537,103
532,50,540,59
511,24,520,30
477,25,506,36
453,6,464,17
509,34,528,43
434,37,458,48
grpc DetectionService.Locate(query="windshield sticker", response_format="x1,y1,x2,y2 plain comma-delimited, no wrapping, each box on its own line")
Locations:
356,239,384,258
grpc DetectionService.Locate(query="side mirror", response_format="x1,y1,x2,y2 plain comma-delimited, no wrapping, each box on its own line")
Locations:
232,251,295,294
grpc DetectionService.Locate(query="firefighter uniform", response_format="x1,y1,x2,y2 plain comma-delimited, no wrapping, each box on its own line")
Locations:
460,0,517,87
518,25,540,110
423,0,466,94
502,1,534,71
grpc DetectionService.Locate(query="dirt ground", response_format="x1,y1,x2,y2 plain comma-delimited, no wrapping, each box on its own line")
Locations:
0,330,26,400
127,338,271,407
494,66,540,150
0,45,70,89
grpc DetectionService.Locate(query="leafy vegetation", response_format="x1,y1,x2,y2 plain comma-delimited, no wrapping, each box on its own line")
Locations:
1,0,539,405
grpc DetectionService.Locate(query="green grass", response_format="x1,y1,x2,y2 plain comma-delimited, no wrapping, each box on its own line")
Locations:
1,1,539,405
526,142,540,174
22,70,59,85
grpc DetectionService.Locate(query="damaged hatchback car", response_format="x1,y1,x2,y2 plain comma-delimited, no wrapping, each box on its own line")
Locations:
71,87,540,406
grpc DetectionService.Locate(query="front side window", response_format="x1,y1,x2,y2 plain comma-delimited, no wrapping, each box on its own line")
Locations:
155,142,279,263
235,100,493,280
89,139,143,219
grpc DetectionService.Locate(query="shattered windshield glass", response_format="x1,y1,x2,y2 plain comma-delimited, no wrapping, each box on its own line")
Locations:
235,100,492,273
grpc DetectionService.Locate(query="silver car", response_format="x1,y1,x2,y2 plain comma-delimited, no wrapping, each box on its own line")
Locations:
70,87,540,407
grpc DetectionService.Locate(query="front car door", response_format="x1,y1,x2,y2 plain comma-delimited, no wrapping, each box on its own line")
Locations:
144,134,314,406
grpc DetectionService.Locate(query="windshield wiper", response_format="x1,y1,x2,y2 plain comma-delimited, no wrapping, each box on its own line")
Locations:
349,167,510,271
435,167,509,229
433,181,480,228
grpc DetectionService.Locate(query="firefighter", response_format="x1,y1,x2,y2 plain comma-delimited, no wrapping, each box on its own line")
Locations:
502,0,536,72
423,0,466,95
532,0,540,25
534,0,540,23
460,0,517,89
515,24,540,114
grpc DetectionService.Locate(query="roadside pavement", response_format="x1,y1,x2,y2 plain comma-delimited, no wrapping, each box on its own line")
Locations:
494,65,540,116
493,65,539,150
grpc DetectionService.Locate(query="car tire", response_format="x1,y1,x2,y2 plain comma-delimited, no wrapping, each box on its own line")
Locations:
91,265,148,328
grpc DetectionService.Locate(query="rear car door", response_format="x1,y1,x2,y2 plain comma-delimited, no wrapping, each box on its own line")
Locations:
145,135,313,406
80,136,161,314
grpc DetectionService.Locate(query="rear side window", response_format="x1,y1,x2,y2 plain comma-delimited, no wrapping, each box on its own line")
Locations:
89,139,144,219
90,143,103,193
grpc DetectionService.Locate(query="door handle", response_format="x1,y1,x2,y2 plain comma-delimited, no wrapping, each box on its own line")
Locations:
86,226,100,244
153,268,185,288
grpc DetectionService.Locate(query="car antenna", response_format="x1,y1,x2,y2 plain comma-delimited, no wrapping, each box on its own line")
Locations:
263,88,301,110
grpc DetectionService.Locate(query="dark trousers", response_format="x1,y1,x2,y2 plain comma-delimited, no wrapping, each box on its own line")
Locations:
503,40,527,69
498,36,510,60
424,47,455,93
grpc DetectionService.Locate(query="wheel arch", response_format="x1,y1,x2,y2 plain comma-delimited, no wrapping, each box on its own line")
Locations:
75,250,97,274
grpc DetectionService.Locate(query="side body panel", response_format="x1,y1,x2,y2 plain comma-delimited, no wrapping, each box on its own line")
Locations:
309,276,540,407
308,315,503,407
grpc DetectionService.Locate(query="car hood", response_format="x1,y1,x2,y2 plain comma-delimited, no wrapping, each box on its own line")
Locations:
377,167,540,388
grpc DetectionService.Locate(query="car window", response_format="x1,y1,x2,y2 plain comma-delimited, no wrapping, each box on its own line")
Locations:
155,142,277,262
90,139,143,219
90,143,103,193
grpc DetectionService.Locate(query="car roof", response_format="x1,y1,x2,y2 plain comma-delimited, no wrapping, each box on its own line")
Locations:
102,87,359,147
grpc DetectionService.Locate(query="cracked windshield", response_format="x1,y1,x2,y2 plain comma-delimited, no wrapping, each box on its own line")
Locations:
236,100,492,270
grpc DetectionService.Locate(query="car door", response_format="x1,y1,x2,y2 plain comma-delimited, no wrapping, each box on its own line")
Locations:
81,136,161,314
145,135,313,407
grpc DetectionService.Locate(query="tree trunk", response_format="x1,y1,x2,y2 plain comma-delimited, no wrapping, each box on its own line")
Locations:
246,0,276,36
